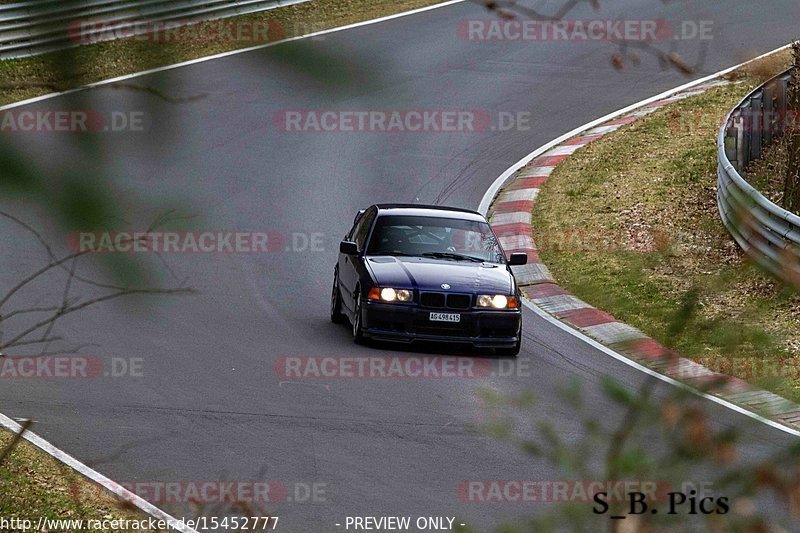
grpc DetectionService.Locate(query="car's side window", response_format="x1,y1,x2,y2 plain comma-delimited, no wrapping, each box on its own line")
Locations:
353,208,376,251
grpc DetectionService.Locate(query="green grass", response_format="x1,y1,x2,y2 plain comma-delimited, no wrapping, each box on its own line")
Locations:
0,428,165,532
0,0,446,106
532,52,800,403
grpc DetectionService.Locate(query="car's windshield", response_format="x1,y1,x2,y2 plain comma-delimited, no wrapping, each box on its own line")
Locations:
366,215,505,263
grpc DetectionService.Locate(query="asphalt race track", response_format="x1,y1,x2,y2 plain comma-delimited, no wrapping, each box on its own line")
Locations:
2,1,800,530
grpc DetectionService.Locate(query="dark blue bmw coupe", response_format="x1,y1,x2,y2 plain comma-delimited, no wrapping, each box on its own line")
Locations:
330,204,527,355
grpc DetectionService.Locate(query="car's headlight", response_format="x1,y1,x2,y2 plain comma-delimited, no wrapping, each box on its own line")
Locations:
368,287,413,303
477,294,518,309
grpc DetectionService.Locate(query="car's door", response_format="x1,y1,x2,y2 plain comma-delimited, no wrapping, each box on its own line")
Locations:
338,207,376,312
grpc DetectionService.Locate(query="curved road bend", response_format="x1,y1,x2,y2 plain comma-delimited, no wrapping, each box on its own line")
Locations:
1,0,800,530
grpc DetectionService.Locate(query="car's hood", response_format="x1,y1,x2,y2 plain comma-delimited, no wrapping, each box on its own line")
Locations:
365,256,513,294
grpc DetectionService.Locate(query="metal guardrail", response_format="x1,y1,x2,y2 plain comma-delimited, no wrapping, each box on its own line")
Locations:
0,0,309,59
717,68,800,283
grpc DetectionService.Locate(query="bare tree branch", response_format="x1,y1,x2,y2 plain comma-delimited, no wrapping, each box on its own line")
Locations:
1,286,192,351
476,0,708,75
5,336,64,349
3,305,72,320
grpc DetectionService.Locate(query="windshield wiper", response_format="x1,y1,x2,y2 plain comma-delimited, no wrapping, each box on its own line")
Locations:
421,252,484,262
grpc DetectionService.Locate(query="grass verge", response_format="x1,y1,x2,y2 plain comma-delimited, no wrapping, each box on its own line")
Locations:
531,50,800,403
0,428,164,532
0,0,447,106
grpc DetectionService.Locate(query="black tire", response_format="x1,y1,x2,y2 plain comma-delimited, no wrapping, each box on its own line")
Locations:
330,271,345,324
352,292,365,344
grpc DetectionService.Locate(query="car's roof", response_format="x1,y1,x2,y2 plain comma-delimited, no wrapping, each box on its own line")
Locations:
373,204,486,222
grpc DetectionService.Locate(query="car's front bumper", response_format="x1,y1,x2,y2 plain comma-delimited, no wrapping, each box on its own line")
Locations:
361,300,521,348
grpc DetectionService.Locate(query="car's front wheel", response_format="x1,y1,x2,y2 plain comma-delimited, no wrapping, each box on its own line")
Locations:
352,293,365,344
330,271,345,324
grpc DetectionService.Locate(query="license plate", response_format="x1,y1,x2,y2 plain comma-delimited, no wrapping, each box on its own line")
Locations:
430,312,460,323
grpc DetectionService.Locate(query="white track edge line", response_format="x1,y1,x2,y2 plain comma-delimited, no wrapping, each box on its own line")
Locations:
0,412,199,532
0,0,465,112
479,42,800,437
478,42,793,216
0,10,792,519
521,300,800,438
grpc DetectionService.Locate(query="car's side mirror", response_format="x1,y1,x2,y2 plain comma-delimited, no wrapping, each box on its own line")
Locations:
340,240,359,255
509,253,528,266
